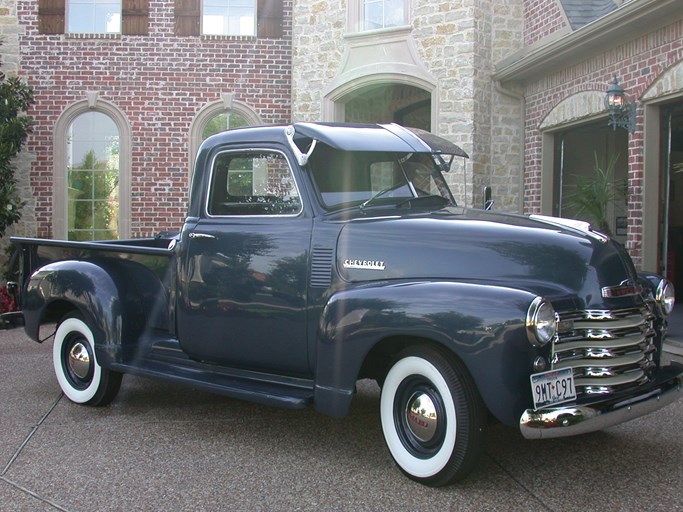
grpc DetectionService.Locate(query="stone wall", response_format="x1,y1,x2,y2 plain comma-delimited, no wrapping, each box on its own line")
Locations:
0,0,19,73
0,0,34,269
292,0,524,212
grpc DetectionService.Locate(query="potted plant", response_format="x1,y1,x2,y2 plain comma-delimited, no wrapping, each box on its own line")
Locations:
563,152,625,237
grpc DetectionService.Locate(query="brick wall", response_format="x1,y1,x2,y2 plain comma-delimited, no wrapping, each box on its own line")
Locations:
521,19,683,268
523,0,567,46
17,0,292,239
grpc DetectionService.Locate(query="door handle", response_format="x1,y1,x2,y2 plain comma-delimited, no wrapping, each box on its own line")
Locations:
189,232,216,240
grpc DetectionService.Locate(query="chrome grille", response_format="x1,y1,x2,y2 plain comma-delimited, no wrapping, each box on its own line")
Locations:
553,307,656,396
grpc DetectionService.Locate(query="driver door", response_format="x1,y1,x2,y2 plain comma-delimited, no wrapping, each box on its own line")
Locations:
176,148,312,374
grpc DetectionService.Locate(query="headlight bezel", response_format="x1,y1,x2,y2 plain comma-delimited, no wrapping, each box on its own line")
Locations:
655,279,675,316
526,297,558,347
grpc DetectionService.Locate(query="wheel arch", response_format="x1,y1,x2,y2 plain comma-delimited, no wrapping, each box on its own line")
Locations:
313,280,540,424
22,260,124,367
358,334,454,382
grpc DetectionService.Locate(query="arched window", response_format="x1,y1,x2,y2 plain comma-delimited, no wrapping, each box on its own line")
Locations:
54,96,131,240
67,112,120,240
189,95,262,179
202,110,250,139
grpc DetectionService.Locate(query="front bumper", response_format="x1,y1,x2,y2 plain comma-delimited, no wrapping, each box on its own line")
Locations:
520,364,683,439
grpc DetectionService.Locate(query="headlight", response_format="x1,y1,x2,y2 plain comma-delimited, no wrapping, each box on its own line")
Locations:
656,279,675,315
526,297,557,346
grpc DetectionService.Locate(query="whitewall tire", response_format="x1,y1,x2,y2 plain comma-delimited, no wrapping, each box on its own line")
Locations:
380,345,485,486
53,316,122,406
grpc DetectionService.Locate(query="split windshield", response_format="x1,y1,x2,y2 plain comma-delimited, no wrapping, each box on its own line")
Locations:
307,147,456,212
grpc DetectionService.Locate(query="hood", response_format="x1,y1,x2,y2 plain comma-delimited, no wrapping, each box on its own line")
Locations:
335,208,638,309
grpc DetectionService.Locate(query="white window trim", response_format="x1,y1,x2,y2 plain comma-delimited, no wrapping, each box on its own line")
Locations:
347,0,411,34
66,0,122,34
201,0,257,37
53,95,131,239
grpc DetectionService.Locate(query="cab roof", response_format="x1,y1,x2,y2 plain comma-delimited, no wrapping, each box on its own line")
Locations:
199,122,469,161
292,122,469,158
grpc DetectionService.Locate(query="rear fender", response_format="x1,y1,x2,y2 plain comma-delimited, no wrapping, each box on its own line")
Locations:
314,280,540,425
23,259,168,367
23,261,120,360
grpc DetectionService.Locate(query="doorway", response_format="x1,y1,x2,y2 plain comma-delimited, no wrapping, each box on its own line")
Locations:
552,120,629,243
660,103,683,298
343,83,431,130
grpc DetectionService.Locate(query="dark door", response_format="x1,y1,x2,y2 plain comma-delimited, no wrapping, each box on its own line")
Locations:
552,120,628,241
661,103,683,298
176,149,312,374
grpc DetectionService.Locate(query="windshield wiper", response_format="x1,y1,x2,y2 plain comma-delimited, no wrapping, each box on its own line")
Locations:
397,195,450,209
359,184,406,210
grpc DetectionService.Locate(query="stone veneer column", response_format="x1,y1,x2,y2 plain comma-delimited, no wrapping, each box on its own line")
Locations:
0,0,36,241
292,0,524,212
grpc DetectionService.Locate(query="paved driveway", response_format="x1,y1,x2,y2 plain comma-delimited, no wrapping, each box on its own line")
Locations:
1,326,682,512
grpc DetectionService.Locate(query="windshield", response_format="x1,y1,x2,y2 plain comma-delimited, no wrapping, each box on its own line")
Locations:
307,147,456,212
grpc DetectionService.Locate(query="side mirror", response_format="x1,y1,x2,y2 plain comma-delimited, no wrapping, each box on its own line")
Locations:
483,186,494,210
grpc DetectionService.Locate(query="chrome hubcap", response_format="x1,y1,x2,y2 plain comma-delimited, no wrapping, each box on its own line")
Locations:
68,342,91,380
405,391,438,443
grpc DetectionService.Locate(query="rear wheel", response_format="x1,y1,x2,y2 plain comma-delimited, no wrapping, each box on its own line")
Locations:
380,345,485,486
53,315,122,406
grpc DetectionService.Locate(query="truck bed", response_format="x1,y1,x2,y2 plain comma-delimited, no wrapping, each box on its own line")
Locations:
11,233,177,339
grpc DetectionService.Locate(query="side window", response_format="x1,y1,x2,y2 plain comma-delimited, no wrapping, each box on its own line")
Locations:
363,0,405,30
202,0,256,36
68,0,122,33
39,0,149,35
347,0,408,32
208,151,301,216
174,0,283,38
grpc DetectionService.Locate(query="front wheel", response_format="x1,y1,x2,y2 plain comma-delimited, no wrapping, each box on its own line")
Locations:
380,345,485,486
53,315,122,406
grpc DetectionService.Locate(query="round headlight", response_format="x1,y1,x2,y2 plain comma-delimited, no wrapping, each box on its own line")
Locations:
526,297,557,346
656,279,675,316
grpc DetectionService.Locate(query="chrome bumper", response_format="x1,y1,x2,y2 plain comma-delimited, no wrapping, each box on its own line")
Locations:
520,370,683,440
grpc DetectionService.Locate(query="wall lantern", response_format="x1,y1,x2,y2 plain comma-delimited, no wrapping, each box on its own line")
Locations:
604,76,636,132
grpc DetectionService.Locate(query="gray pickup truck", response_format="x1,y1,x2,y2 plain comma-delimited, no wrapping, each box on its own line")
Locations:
7,122,683,486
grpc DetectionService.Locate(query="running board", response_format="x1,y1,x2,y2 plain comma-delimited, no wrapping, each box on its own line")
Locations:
109,356,314,410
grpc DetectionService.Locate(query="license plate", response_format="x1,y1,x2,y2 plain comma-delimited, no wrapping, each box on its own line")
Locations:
530,368,576,410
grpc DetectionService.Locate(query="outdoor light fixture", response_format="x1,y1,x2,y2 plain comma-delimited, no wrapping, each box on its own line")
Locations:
604,76,636,132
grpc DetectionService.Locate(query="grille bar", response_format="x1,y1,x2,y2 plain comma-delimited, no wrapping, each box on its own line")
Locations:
553,306,656,396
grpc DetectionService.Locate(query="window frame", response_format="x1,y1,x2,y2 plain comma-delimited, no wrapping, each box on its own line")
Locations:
201,0,256,37
66,111,121,240
174,0,284,38
66,0,122,34
347,0,410,33
189,96,262,181
39,0,149,35
53,97,132,240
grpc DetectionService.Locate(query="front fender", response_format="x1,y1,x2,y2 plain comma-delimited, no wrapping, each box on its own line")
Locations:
314,280,540,425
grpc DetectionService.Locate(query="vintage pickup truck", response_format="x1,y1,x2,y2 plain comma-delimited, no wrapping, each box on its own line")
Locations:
7,122,683,486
